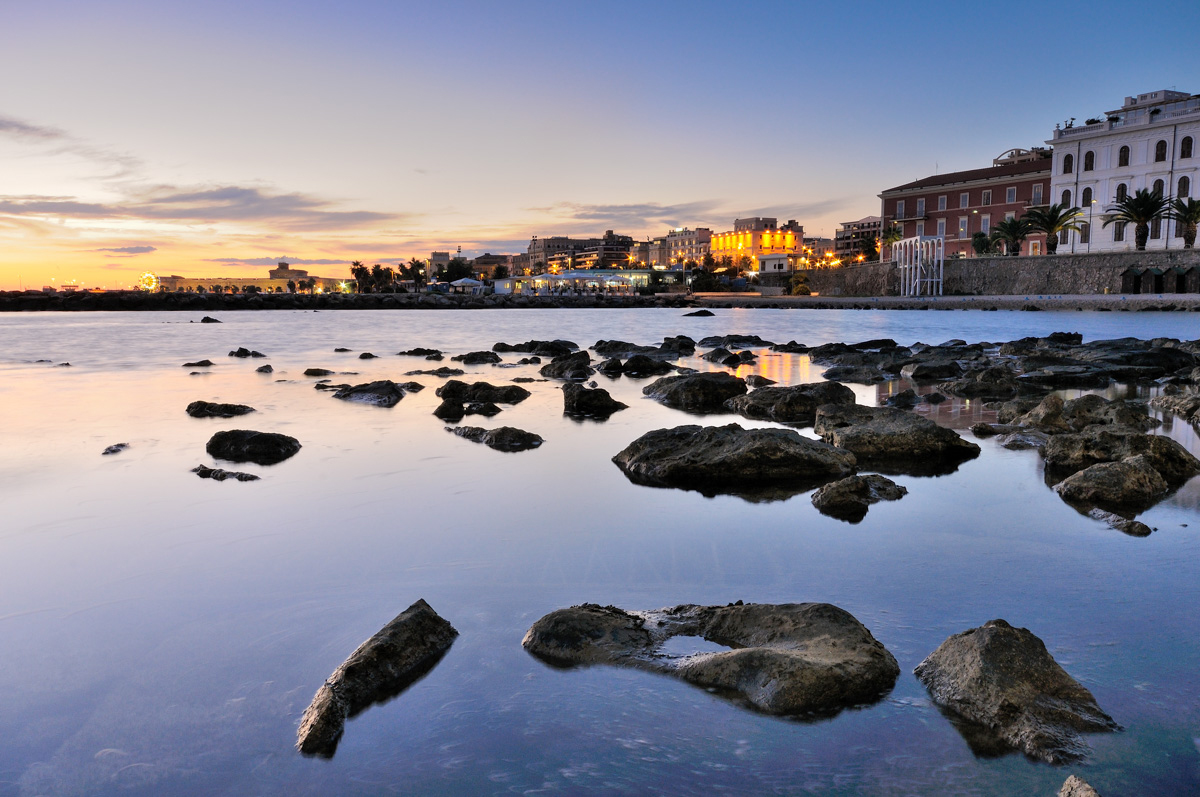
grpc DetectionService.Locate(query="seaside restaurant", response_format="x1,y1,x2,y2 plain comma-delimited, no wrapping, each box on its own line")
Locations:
492,269,681,296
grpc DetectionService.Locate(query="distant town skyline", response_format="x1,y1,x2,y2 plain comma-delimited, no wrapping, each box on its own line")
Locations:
2,0,1199,289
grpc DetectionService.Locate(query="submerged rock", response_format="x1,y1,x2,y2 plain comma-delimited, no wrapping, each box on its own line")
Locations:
448,425,543,451
523,602,899,716
1043,427,1200,485
539,350,594,380
821,365,887,384
186,400,256,418
1059,776,1101,797
683,309,714,316
182,359,214,368
562,383,627,418
451,350,502,365
358,352,377,359
698,334,774,349
397,347,442,357
101,443,129,455
405,366,465,378
464,401,501,417
330,380,421,408
256,364,274,374
620,354,676,378
433,399,465,422
1086,507,1153,537
228,347,267,358
200,316,221,323
435,380,531,405
296,599,458,758
914,619,1119,763
1053,456,1168,511
192,464,259,482
304,368,334,377
814,404,980,471
205,430,301,465
642,372,747,413
492,339,577,357
744,374,776,388
724,382,855,425
811,474,906,522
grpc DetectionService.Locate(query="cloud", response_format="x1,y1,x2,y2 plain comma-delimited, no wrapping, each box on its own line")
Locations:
0,116,67,141
536,200,723,231
0,115,140,178
203,256,349,266
92,245,157,255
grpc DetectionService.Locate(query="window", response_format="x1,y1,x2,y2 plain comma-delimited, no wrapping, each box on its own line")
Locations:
1059,229,1069,246
958,217,969,239
938,195,947,211
1061,189,1071,206
1155,140,1168,162
980,215,990,234
1063,153,1074,174
1081,187,1092,206
916,198,925,216
1151,217,1162,239
982,189,992,206
915,221,925,237
960,192,969,209
1180,175,1191,198
1031,184,1043,205
1183,136,1194,159
1153,178,1165,196
1080,223,1090,244
1118,145,1130,167
896,200,905,219
1005,211,1015,221
936,218,946,237
1116,183,1128,201
1113,222,1126,242
1084,151,1095,171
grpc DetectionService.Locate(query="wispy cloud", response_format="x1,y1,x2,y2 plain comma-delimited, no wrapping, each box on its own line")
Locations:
203,256,349,266
0,116,67,141
91,245,157,255
535,200,723,231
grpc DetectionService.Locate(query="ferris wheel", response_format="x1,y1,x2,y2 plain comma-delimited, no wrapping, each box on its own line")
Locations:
138,272,159,292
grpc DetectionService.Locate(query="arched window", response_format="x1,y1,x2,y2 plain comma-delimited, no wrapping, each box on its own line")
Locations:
1153,178,1165,196
1063,153,1074,174
1180,175,1191,198
1116,183,1128,201
1155,140,1168,162
1182,136,1194,159
1118,145,1130,167
1081,187,1092,206
1061,189,1071,206
1083,151,1095,171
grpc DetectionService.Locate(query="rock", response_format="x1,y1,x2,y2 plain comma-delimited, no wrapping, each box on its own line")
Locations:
939,365,1021,399
448,425,543,451
331,380,419,408
296,599,458,758
1147,390,1200,423
621,354,675,378
1053,455,1169,511
358,352,377,359
914,619,1119,763
492,339,577,357
256,364,273,374
397,347,442,357
200,316,221,323
683,309,714,316
724,382,855,425
205,430,301,465
404,366,465,378
523,602,899,716
1017,365,1110,389
1015,394,1071,433
821,365,886,384
771,340,809,354
811,474,907,522
642,372,747,413
451,350,502,365
539,350,594,380
884,388,920,408
613,423,855,495
702,347,734,363
228,347,266,358
304,368,334,377
744,374,776,388
433,399,465,422
814,404,980,471
593,339,661,359
996,430,1051,451
186,400,256,418
334,347,351,352
563,383,627,418
1058,775,1101,797
994,397,1044,424
901,360,962,381
1044,427,1200,485
463,401,501,417
698,334,774,349
924,392,947,404
182,359,214,368
191,464,259,482
1086,508,1153,537
101,443,129,455
434,380,531,405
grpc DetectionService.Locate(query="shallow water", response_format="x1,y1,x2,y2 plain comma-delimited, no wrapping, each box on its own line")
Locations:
1,308,1198,796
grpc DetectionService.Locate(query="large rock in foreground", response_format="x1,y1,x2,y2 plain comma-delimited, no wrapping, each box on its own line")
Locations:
612,423,856,496
914,619,1119,763
523,602,899,716
297,599,458,758
1044,427,1200,485
562,383,627,418
724,382,855,425
186,400,256,418
1053,455,1168,512
814,404,980,472
642,372,747,413
811,474,906,522
206,430,301,465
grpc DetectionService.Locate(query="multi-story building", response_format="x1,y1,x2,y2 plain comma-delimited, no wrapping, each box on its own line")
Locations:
879,148,1052,257
540,230,635,271
471,253,509,279
709,218,803,271
1047,89,1200,253
664,227,712,265
158,264,343,293
427,251,450,280
802,237,835,258
508,253,531,275
834,216,882,260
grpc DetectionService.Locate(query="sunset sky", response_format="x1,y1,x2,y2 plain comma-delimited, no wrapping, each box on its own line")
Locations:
2,0,1198,290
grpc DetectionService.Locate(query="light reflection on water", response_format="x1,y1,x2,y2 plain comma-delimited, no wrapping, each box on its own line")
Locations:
0,309,1197,796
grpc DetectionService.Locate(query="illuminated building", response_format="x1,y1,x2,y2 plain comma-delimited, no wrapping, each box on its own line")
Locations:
665,227,712,265
534,230,634,271
709,218,803,271
834,216,881,258
157,263,342,293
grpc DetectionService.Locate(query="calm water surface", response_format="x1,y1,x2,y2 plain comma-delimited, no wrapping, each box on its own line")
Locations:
1,308,1198,796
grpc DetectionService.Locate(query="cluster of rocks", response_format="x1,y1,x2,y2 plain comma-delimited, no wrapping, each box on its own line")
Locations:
447,425,543,451
329,380,424,408
433,379,531,422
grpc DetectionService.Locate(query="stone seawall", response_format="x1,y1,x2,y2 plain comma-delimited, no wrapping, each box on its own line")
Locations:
803,250,1200,297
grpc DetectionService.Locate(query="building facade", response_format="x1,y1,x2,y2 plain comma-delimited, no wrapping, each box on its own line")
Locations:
709,218,803,270
834,216,882,260
1047,89,1200,253
540,230,635,271
158,264,343,293
664,227,712,265
879,149,1052,257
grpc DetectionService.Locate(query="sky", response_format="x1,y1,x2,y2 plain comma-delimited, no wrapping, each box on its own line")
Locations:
2,0,1199,290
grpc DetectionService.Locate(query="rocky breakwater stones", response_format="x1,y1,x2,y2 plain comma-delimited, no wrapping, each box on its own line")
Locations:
523,602,899,716
813,404,980,474
447,425,543,451
612,423,856,497
642,372,747,413
724,382,855,425
538,350,594,381
811,474,906,522
914,619,1119,763
296,599,458,758
330,380,424,408
186,400,256,418
562,383,627,419
205,430,301,465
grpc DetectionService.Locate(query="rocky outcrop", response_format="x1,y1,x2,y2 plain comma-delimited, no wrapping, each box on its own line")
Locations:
397,347,442,357
256,364,273,374
1148,390,1200,422
200,316,221,323
463,401,501,417
821,365,887,384
811,474,906,522
433,398,465,422
914,619,1119,763
612,423,855,495
723,382,855,425
296,599,458,758
330,380,423,408
642,372,747,413
186,400,256,418
1053,455,1169,511
683,309,714,316
538,350,594,380
228,347,266,358
405,366,464,378
698,334,774,349
492,339,577,357
434,380,531,405
562,383,627,418
448,425,544,451
1059,776,1101,797
451,350,502,365
744,374,776,388
101,443,129,455
182,359,213,368
358,352,377,359
1087,508,1152,537
192,464,259,482
205,430,301,465
523,602,899,716
1043,427,1200,485
304,368,334,377
620,354,676,378
814,404,980,471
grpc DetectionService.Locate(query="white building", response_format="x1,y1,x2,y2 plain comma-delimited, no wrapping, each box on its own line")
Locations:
1047,89,1200,253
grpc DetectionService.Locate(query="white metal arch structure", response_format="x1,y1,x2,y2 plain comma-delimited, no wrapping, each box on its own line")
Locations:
892,236,944,296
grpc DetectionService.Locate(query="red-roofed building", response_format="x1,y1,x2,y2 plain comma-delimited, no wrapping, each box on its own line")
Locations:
879,148,1052,257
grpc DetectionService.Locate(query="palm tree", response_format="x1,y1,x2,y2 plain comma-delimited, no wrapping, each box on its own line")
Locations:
1103,188,1171,251
1168,197,1200,249
989,217,1033,256
1022,203,1083,255
349,261,369,293
880,224,903,260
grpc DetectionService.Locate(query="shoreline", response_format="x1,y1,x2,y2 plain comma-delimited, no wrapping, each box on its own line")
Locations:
692,292,1200,312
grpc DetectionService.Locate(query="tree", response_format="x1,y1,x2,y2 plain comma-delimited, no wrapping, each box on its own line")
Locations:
398,257,427,289
196,285,206,294
880,224,904,259
492,264,510,280
1102,188,1171,251
210,284,223,294
989,217,1033,256
701,252,716,270
971,232,992,256
287,279,297,293
790,271,811,296
444,257,472,282
349,261,370,292
371,264,394,292
858,236,879,262
690,268,724,292
1168,197,1200,249
1022,203,1083,255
